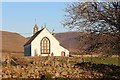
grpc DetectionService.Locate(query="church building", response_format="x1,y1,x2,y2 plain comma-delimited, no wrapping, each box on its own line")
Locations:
24,24,69,56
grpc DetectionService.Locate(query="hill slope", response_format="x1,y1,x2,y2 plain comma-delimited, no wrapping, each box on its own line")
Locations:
26,32,84,52
55,32,86,52
1,31,27,53
1,31,82,53
2,31,119,55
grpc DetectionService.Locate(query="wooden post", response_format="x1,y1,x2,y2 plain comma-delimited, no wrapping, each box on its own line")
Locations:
8,52,11,67
81,54,84,62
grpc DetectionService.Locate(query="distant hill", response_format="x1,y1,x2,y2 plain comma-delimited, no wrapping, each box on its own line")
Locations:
55,32,87,52
1,31,82,53
1,31,27,53
55,32,120,55
2,31,119,55
26,32,85,53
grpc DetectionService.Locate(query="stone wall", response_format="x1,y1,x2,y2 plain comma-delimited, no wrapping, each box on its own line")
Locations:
2,56,103,79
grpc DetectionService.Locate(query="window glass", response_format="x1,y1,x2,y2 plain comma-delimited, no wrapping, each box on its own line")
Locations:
41,37,50,54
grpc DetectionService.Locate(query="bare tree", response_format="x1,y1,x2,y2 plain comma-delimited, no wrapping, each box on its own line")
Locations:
63,1,120,63
63,1,120,33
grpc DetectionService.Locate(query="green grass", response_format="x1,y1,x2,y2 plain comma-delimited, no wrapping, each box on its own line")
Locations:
84,56,120,66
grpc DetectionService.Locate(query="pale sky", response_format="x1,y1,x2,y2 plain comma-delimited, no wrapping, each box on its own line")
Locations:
1,0,112,37
2,2,70,37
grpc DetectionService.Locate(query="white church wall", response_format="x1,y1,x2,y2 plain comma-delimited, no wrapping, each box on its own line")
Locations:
31,38,40,56
31,28,69,56
31,28,58,56
59,46,69,56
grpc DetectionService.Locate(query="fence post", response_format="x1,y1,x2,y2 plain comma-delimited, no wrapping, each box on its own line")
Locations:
8,52,11,68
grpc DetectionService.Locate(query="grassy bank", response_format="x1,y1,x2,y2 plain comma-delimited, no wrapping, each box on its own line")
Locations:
84,56,120,66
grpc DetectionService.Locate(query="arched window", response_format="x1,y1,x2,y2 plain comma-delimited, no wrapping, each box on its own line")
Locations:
41,37,50,54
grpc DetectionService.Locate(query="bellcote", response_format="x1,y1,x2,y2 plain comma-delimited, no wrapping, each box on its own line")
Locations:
33,24,38,34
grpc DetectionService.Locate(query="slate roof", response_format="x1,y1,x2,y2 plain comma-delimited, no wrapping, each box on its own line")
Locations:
24,28,44,46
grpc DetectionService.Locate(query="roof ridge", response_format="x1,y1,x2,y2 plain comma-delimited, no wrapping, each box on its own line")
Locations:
24,28,44,46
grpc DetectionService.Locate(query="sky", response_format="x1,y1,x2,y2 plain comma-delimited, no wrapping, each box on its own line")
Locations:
1,0,114,37
2,2,70,37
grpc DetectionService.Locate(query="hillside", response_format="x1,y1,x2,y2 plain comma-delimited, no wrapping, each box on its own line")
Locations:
1,31,27,53
1,31,119,55
55,32,87,52
26,32,85,52
55,32,120,55
1,31,82,53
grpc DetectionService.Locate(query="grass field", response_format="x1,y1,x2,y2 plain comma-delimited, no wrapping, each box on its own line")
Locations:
2,53,120,66
84,56,120,66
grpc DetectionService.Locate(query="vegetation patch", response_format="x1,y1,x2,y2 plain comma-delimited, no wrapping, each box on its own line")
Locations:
75,62,120,79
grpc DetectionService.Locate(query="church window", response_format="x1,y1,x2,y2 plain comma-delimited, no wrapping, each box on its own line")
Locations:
41,37,50,54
